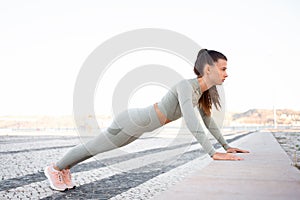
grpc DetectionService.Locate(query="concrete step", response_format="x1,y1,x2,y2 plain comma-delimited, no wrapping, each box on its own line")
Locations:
152,131,300,200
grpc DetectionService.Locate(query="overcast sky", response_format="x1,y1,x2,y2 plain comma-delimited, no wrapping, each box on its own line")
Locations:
0,0,299,116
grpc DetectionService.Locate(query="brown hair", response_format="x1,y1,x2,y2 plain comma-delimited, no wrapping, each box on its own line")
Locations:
193,49,227,116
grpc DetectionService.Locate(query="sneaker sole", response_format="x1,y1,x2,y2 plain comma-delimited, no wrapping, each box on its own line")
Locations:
66,185,76,190
44,167,67,192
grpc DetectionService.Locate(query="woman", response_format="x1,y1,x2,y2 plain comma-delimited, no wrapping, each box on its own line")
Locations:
44,49,249,191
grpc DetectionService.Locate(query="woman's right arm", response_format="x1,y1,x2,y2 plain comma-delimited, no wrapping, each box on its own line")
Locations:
176,81,216,157
176,81,244,161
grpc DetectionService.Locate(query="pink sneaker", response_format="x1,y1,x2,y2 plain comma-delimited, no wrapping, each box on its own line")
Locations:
62,169,76,189
44,164,67,191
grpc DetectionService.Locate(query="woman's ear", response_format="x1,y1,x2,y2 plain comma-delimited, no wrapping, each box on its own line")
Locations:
204,64,210,75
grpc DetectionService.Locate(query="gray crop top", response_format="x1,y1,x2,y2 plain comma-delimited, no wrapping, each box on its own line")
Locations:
157,78,230,156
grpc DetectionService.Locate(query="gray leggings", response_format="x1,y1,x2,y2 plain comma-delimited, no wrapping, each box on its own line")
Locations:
56,105,162,170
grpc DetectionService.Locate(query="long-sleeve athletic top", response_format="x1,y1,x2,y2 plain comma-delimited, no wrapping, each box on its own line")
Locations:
157,78,230,156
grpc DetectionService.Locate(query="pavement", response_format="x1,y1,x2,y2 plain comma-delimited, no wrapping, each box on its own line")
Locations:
0,129,299,199
152,131,300,200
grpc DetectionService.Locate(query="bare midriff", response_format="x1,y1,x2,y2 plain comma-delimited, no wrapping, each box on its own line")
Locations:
154,103,172,125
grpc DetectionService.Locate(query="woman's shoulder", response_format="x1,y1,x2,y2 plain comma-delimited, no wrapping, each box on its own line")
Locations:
175,78,196,87
173,78,197,92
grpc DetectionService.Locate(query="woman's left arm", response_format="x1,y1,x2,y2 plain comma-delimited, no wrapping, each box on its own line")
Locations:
198,107,249,153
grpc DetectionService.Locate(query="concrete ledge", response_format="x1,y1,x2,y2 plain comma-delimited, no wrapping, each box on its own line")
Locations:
152,131,300,200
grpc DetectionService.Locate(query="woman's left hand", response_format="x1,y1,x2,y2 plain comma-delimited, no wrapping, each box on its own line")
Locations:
226,147,250,153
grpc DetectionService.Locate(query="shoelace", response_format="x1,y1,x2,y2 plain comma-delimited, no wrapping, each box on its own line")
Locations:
55,171,64,183
63,170,72,182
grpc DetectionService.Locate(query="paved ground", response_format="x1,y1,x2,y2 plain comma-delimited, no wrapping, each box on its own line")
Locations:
154,131,300,200
0,129,250,200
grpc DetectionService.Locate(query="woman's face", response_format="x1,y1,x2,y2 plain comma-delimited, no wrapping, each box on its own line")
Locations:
210,59,228,85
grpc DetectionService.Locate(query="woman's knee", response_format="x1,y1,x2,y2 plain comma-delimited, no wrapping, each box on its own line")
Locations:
84,131,131,153
107,131,138,147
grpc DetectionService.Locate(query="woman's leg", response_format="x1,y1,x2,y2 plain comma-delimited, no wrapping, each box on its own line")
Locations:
55,105,161,170
55,129,137,170
45,105,161,191
45,127,140,191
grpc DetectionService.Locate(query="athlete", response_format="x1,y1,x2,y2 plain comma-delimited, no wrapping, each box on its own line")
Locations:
44,49,249,191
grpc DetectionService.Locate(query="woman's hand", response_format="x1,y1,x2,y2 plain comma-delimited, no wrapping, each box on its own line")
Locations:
226,147,250,154
212,152,244,161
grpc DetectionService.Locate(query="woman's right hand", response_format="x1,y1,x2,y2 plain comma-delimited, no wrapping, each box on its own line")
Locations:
212,152,244,161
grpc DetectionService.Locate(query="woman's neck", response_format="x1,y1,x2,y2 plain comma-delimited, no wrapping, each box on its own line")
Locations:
198,77,213,92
